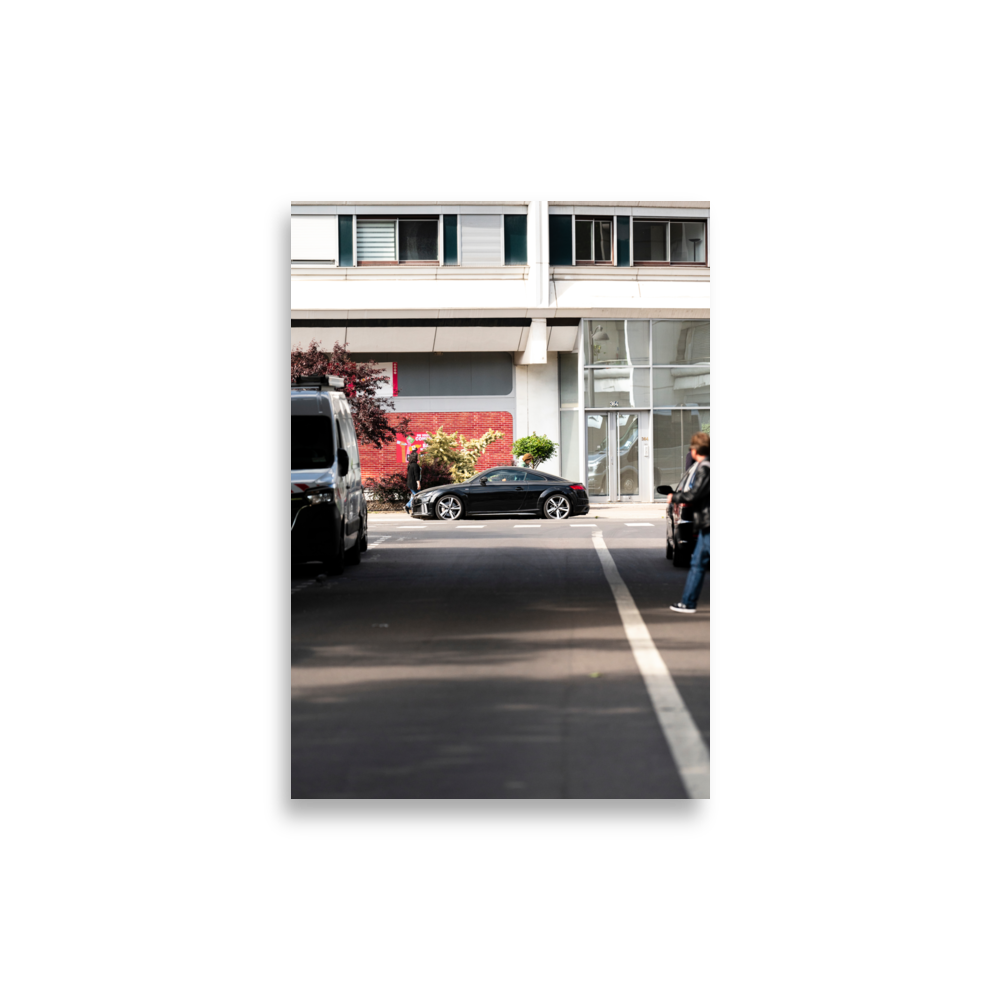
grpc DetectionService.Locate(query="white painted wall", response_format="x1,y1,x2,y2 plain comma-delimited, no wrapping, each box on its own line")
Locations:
514,354,561,476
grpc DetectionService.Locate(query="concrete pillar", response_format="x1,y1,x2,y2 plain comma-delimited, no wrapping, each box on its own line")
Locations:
513,352,561,476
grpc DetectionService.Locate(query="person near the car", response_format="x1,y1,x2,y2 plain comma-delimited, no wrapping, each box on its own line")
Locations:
669,435,710,614
405,448,421,511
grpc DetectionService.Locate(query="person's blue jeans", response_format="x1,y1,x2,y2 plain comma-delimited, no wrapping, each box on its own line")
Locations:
405,489,417,511
680,529,710,607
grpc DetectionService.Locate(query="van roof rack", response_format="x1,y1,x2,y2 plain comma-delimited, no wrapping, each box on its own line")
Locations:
294,375,345,389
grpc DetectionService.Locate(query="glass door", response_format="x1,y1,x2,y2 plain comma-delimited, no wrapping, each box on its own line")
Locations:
586,411,650,501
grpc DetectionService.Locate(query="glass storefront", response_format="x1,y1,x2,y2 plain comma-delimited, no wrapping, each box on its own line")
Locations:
560,318,710,501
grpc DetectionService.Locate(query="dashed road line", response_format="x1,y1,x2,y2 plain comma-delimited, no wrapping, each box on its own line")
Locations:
591,530,710,799
626,522,654,526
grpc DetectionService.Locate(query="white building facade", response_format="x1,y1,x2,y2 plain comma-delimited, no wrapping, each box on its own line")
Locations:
291,201,710,502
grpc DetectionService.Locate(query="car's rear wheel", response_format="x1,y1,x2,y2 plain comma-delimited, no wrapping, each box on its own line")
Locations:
666,539,675,560
542,494,571,520
435,495,464,521
672,545,691,569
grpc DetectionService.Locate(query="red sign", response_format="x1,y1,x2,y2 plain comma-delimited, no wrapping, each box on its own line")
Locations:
396,430,430,464
372,362,398,398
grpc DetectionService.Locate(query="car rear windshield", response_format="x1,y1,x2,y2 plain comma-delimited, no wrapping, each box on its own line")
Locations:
292,415,334,470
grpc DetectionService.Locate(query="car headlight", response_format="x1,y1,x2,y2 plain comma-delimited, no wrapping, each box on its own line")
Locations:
307,490,335,505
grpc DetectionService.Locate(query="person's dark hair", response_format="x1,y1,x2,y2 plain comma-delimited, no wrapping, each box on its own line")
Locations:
407,449,418,462
690,431,710,457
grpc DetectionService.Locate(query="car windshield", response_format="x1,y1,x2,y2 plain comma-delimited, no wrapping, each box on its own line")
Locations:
292,415,334,470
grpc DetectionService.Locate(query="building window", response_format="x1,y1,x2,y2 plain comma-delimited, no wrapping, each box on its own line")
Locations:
356,217,440,265
632,219,707,264
575,217,614,264
504,215,528,265
443,215,458,264
291,216,338,264
460,215,502,266
549,215,573,265
558,350,581,483
579,319,710,497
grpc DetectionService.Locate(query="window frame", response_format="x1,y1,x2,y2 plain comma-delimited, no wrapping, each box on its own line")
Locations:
631,218,709,266
574,215,615,265
355,215,442,266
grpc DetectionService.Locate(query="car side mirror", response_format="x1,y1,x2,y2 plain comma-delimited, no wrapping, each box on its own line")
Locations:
337,448,349,477
656,485,674,496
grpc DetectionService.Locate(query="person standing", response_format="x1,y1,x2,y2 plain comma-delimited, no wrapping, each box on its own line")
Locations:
405,448,421,512
669,435,710,614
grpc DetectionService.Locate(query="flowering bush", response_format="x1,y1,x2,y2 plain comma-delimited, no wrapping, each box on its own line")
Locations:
421,426,504,481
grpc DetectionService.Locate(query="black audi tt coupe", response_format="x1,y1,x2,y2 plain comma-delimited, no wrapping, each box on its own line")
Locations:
409,467,590,521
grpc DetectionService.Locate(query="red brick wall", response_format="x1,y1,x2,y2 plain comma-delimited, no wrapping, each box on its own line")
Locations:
359,411,514,479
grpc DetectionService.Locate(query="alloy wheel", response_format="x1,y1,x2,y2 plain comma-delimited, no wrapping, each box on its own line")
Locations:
436,495,463,520
544,495,571,519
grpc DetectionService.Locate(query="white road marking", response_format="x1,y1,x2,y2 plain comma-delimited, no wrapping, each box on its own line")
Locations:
514,524,541,528
626,522,654,526
591,531,710,799
571,523,597,527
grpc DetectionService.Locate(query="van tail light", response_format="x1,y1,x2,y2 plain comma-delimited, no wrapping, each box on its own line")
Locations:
569,483,586,491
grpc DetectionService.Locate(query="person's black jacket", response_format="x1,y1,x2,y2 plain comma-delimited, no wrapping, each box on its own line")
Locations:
406,455,421,491
673,459,709,531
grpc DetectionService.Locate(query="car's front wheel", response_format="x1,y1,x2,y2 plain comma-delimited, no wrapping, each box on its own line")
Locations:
435,495,464,521
542,494,571,520
346,518,365,566
321,519,346,575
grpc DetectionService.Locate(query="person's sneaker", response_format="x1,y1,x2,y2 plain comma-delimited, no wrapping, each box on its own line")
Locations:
669,603,697,614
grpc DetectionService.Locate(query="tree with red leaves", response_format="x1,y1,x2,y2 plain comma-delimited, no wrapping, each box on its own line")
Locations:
291,340,409,448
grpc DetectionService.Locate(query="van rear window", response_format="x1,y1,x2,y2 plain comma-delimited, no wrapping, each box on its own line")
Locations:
292,416,334,470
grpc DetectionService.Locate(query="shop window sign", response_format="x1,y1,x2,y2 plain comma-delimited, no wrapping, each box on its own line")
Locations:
396,431,429,464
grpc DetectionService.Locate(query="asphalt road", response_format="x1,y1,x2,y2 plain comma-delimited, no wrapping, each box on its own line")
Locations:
291,515,709,798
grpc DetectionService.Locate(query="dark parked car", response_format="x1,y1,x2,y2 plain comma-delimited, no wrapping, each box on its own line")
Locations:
657,483,697,567
410,467,590,521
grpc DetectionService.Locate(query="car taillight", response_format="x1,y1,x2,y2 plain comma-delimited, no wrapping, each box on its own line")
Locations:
569,483,586,491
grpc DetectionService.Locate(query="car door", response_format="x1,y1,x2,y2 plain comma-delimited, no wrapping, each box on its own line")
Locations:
518,471,550,512
471,469,528,512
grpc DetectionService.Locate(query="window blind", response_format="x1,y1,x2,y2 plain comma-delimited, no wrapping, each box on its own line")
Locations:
291,216,338,262
459,215,502,265
357,220,396,261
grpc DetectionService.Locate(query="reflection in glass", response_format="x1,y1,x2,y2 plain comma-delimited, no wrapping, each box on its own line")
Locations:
652,410,708,492
575,219,593,261
617,413,639,496
626,320,650,365
651,320,710,364
560,409,580,483
586,412,609,495
586,367,650,407
399,220,438,261
670,221,707,262
595,220,613,261
559,351,579,406
584,320,627,364
652,367,710,407
652,411,683,491
633,220,667,261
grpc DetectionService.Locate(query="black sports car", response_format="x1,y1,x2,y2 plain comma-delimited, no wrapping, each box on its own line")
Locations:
410,467,590,521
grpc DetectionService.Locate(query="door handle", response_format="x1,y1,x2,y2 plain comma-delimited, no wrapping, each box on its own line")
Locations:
514,486,524,490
